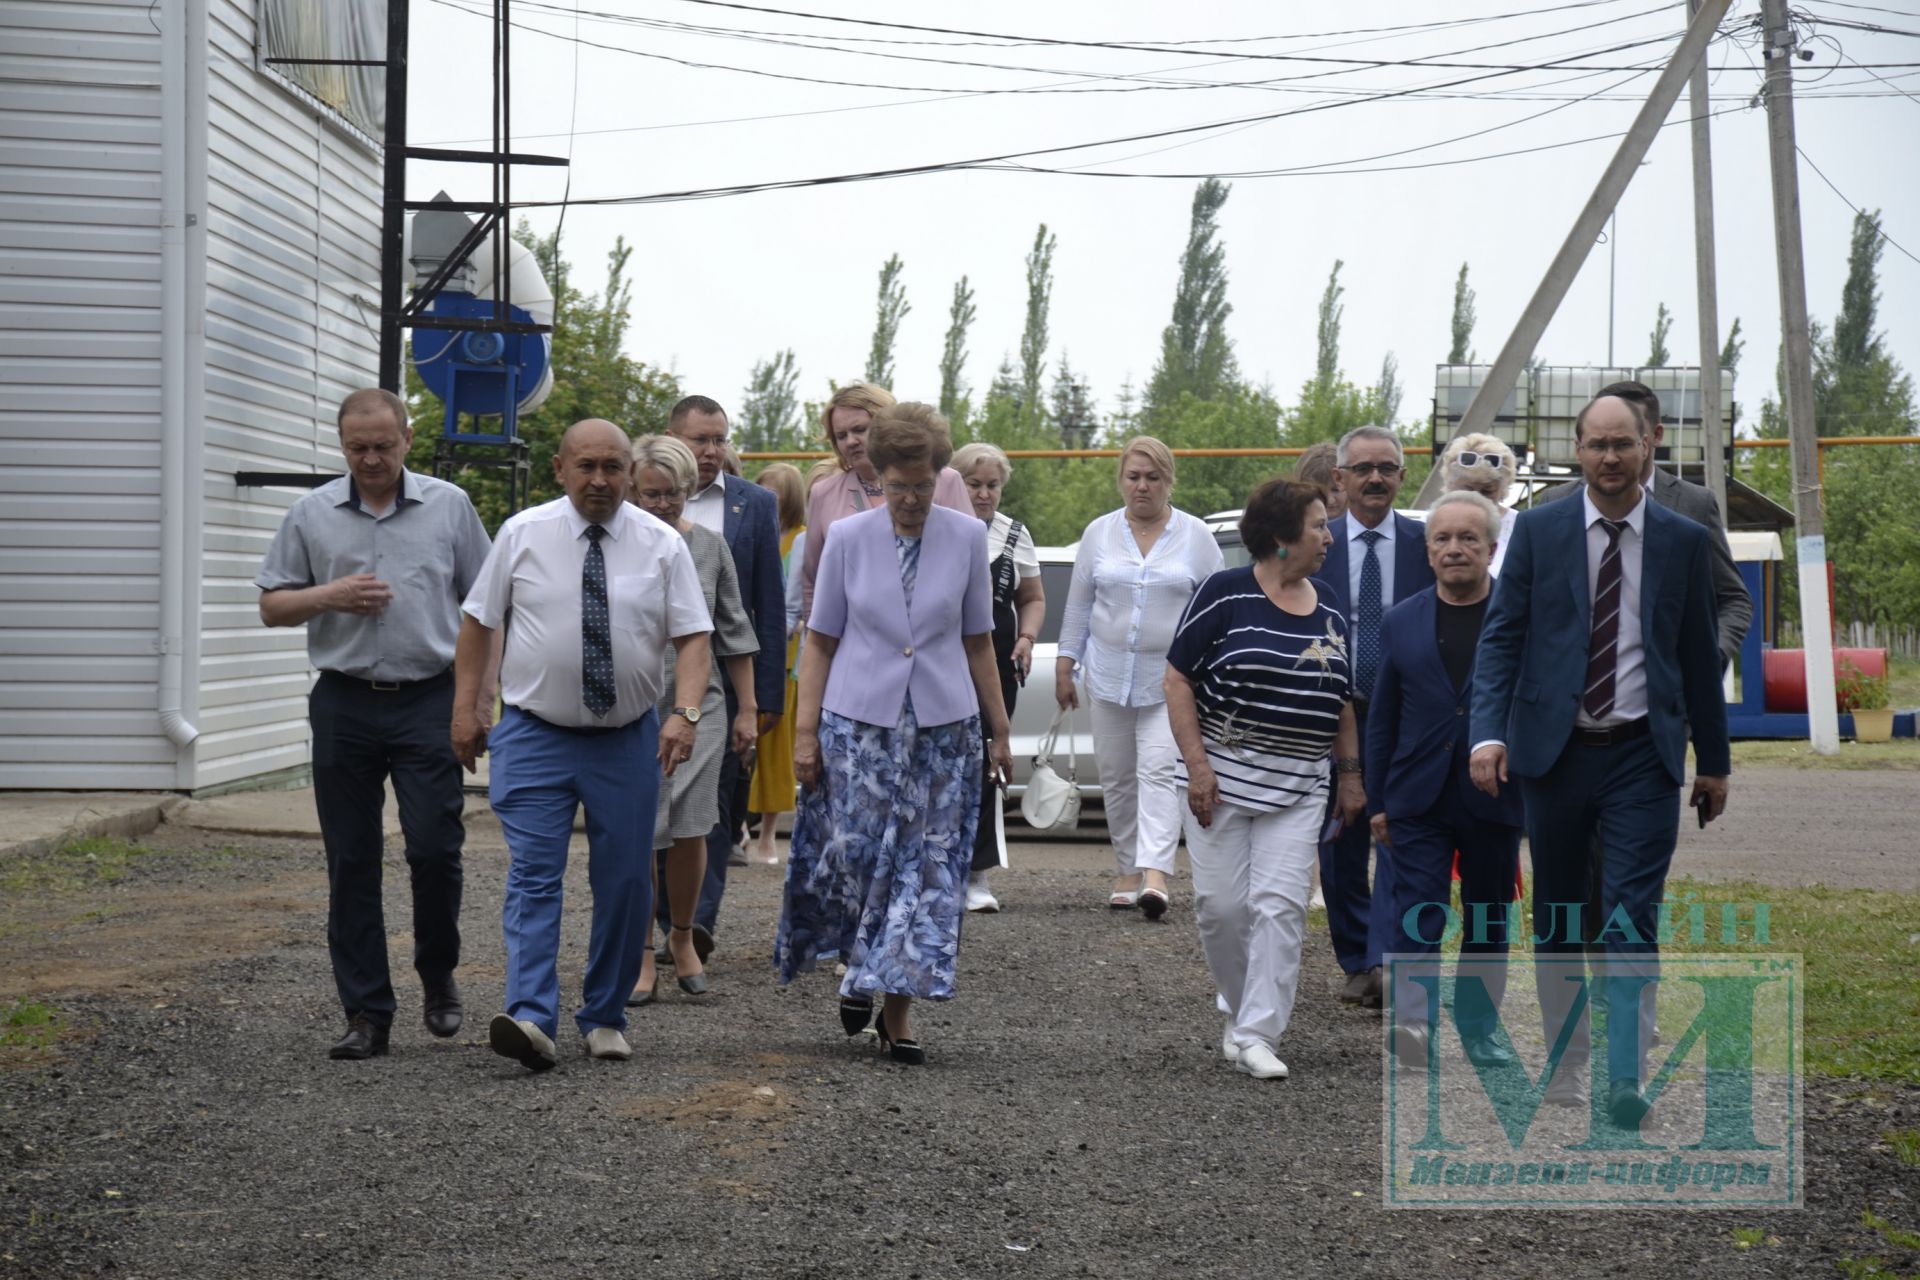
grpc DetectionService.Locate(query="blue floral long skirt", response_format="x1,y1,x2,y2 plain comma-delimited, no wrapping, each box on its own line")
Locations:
774,703,983,1000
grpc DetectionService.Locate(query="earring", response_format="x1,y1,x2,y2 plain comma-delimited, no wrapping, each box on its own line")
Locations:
1277,547,1289,559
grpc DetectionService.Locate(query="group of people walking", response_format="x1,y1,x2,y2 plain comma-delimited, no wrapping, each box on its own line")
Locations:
261,376,1741,1124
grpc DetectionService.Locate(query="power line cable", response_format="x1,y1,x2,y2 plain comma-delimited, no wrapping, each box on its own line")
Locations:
1794,145,1920,266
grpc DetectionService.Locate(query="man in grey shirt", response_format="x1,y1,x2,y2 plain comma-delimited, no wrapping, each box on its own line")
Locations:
256,388,492,1061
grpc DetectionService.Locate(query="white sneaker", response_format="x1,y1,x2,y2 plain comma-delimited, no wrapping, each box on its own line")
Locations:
1234,1041,1289,1080
965,874,1000,913
1309,887,1326,910
584,1027,632,1061
488,1014,558,1072
1220,1026,1241,1065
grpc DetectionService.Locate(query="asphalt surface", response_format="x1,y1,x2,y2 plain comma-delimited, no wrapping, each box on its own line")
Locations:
1,768,1916,1277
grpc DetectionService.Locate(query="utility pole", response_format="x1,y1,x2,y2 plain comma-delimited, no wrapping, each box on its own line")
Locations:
1761,0,1839,752
1413,0,1731,506
1607,210,1616,367
1689,0,1728,519
378,0,410,393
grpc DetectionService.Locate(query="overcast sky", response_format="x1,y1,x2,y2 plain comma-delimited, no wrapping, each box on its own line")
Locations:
403,0,1920,433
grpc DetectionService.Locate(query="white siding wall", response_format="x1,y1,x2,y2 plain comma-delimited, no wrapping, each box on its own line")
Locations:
195,0,381,789
0,1,174,788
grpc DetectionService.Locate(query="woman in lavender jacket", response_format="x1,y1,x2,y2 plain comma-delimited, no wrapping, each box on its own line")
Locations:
774,404,1013,1066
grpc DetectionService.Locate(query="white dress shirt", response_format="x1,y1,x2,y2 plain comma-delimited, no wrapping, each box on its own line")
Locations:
1058,508,1225,708
1489,506,1520,578
1344,511,1396,618
463,497,711,728
1578,488,1648,728
684,477,727,535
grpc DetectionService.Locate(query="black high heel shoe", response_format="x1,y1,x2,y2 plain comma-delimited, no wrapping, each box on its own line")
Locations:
838,995,874,1036
669,925,709,996
874,1004,926,1066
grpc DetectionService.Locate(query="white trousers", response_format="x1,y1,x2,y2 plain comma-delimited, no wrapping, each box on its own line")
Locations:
1184,796,1321,1051
1089,697,1181,876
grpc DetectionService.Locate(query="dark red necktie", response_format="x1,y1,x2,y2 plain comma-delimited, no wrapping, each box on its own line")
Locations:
1582,518,1628,721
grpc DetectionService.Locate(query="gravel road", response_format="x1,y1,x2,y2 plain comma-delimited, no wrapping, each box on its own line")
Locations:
1,765,1915,1278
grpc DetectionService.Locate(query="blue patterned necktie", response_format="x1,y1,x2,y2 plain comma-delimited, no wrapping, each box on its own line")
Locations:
1582,518,1628,721
582,524,615,717
1355,528,1385,700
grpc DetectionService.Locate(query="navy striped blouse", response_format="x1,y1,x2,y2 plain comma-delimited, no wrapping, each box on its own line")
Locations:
1166,566,1353,812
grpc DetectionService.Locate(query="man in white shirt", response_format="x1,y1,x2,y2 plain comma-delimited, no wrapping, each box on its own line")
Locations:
451,420,713,1071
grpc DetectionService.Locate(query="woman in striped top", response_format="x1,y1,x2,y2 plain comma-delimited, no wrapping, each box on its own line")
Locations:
1164,478,1366,1081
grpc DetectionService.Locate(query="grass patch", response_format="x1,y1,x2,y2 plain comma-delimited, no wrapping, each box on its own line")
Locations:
0,837,250,896
0,836,160,894
1887,1129,1920,1168
1727,739,1920,770
1429,875,1920,1084
0,998,60,1050
1839,1209,1920,1279
1890,656,1920,711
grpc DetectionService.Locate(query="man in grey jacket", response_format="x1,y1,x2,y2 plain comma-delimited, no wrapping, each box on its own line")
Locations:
1536,380,1752,663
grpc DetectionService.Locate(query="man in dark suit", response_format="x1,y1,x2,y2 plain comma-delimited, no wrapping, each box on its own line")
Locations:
659,395,786,958
1310,425,1437,1008
1470,392,1730,1128
1537,381,1752,1039
1365,490,1525,1070
1537,380,1751,664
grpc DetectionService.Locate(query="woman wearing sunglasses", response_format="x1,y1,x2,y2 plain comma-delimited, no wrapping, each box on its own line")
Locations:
1439,433,1519,576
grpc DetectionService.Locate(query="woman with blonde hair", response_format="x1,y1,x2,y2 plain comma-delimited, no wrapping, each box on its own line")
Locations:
747,462,808,864
950,441,1045,913
799,382,970,615
627,435,760,1003
1057,436,1224,919
1438,433,1519,575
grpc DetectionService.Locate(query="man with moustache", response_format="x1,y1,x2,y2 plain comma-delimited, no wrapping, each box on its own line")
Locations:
257,388,491,1061
452,420,712,1070
1364,491,1524,1069
1310,425,1436,1009
1470,393,1730,1126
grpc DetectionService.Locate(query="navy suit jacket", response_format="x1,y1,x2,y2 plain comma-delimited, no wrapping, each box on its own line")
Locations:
1311,510,1436,703
717,472,787,715
1469,494,1731,785
1365,587,1523,829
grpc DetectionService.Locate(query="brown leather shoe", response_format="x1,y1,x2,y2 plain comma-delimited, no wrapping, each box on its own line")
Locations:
329,1015,390,1060
1338,971,1372,1004
423,977,464,1039
1360,966,1384,1010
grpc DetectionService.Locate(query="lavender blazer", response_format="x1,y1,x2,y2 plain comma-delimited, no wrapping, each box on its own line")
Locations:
800,465,970,617
808,503,993,729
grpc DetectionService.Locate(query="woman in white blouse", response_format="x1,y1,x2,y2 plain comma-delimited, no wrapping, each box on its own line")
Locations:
1056,437,1225,919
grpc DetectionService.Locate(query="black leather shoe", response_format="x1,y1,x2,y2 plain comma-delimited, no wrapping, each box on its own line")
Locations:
1360,966,1384,1010
1607,1078,1650,1128
839,995,875,1036
329,1015,390,1060
689,923,715,963
1390,1022,1430,1070
874,1006,925,1065
1461,1028,1518,1068
422,977,464,1039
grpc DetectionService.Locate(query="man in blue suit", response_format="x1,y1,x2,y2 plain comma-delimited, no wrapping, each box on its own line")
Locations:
1470,392,1730,1128
1365,491,1524,1070
1311,425,1436,1009
658,396,786,959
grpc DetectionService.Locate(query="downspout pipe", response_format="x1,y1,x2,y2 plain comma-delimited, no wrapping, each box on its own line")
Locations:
158,2,198,753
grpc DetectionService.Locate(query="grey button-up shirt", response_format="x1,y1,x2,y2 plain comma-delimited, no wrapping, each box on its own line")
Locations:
256,470,492,681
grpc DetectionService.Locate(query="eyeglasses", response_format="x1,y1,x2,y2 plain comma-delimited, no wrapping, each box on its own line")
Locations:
1579,437,1642,457
1456,451,1508,470
634,488,682,503
883,481,937,498
1342,462,1403,478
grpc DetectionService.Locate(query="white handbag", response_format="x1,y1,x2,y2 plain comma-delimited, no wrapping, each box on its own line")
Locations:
1020,704,1082,831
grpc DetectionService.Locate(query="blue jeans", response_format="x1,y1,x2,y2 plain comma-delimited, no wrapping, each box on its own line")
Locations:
490,707,660,1040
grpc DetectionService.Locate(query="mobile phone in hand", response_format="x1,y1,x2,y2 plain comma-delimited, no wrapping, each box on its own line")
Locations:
1693,790,1711,829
